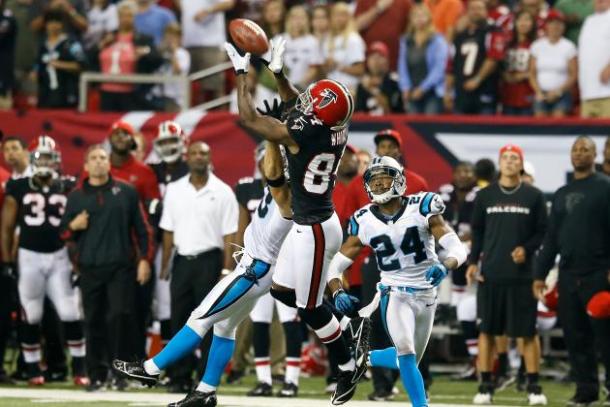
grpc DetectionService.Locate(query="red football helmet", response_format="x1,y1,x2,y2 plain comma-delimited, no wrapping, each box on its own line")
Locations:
154,121,186,163
29,135,61,177
296,79,354,129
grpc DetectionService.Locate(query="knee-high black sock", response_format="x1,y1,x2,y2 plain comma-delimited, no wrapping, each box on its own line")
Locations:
298,304,351,367
252,322,271,384
63,321,86,376
160,319,172,346
283,321,303,385
461,320,479,358
19,323,41,370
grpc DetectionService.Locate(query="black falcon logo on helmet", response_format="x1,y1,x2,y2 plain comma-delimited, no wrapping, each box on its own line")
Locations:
317,88,338,109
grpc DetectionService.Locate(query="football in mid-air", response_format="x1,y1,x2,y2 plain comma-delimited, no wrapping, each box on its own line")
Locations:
229,18,269,55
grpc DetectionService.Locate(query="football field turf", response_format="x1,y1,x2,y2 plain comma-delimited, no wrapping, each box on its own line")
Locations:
0,375,577,407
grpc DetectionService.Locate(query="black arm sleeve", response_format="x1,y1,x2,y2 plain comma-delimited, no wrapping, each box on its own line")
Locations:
534,193,560,280
468,192,485,265
523,191,548,255
59,191,79,241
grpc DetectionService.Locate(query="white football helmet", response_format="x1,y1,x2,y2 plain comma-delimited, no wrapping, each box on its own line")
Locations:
29,135,61,177
154,121,186,163
363,156,406,204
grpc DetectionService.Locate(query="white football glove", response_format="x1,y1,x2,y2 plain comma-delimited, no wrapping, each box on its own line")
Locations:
224,42,250,75
260,36,286,74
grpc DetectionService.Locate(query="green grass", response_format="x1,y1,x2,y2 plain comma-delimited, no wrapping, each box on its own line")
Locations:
0,374,577,407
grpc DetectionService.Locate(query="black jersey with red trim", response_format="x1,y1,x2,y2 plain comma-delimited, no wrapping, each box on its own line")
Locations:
235,177,265,215
149,159,189,197
285,109,348,225
6,176,76,253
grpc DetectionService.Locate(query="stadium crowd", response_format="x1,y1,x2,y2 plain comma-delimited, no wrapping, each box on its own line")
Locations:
1,0,610,115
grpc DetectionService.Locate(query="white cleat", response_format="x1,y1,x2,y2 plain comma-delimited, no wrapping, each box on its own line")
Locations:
528,392,548,405
473,392,493,405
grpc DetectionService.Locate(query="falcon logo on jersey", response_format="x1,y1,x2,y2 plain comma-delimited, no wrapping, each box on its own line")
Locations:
317,88,338,109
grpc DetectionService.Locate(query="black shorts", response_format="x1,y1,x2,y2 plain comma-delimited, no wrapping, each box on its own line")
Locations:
477,280,537,337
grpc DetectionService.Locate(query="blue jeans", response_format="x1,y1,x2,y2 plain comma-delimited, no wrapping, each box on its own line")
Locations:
534,91,572,115
408,91,442,114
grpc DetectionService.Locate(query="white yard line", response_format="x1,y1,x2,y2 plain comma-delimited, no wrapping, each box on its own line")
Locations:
0,388,518,407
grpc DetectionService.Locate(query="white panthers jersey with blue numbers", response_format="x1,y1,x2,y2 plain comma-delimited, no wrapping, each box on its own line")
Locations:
347,192,445,288
243,188,293,265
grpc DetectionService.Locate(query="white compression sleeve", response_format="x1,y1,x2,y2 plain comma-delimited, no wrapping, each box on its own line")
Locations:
326,252,354,283
438,232,467,267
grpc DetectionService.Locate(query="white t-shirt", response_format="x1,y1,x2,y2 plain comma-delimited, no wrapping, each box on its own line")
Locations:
161,48,191,108
181,0,227,48
530,37,577,92
322,31,366,90
85,4,119,49
279,33,323,86
160,173,238,256
578,10,610,100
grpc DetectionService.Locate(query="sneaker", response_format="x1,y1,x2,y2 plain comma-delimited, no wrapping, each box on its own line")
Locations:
331,369,360,405
85,379,106,392
473,383,494,405
28,375,45,386
496,375,516,391
527,384,547,406
367,389,395,401
247,382,272,397
111,359,159,388
277,382,298,397
44,368,67,382
225,369,244,385
73,376,91,387
168,390,217,407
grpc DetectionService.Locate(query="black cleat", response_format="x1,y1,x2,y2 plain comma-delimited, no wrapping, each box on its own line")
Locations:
277,381,298,397
566,394,598,407
348,316,371,376
111,359,159,387
247,381,273,396
331,369,358,405
168,390,217,407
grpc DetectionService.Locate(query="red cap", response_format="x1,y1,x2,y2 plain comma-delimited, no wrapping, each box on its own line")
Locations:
374,129,402,148
368,41,389,58
587,291,610,319
546,9,565,23
110,120,135,136
345,144,359,154
499,144,524,162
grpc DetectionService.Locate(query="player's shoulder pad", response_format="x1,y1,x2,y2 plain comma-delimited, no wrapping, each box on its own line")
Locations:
287,111,323,132
347,204,372,236
418,192,445,217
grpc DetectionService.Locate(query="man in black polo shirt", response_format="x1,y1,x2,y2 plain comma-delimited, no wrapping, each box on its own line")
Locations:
467,144,547,405
534,136,610,406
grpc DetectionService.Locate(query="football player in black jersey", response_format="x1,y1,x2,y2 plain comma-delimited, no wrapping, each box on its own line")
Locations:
148,121,190,352
0,136,87,386
225,38,368,405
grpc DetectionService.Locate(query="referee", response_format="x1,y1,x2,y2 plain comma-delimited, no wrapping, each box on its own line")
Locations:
534,136,610,406
159,141,238,392
466,145,547,405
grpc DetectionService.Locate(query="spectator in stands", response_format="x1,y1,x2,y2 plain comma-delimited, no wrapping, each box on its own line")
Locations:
179,0,234,101
356,149,371,175
445,0,504,115
501,11,536,115
510,0,548,37
134,0,176,46
0,0,16,110
355,41,403,114
529,10,577,118
398,4,448,114
60,144,153,391
555,0,593,44
311,4,330,54
280,5,321,89
486,0,511,30
151,23,190,112
322,2,366,93
467,144,548,406
601,136,610,176
333,145,360,227
30,0,88,37
97,0,162,112
354,0,412,71
84,0,118,52
260,0,285,39
424,0,464,39
534,136,610,407
578,0,610,118
34,10,86,109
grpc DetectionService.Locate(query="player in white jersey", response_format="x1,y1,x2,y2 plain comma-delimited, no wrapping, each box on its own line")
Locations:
326,156,467,407
113,141,294,407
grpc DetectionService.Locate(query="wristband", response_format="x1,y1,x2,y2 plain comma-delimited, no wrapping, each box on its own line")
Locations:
266,174,286,187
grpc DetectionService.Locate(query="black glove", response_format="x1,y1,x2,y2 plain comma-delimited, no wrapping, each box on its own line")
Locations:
71,271,80,288
1,262,17,280
256,98,285,121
